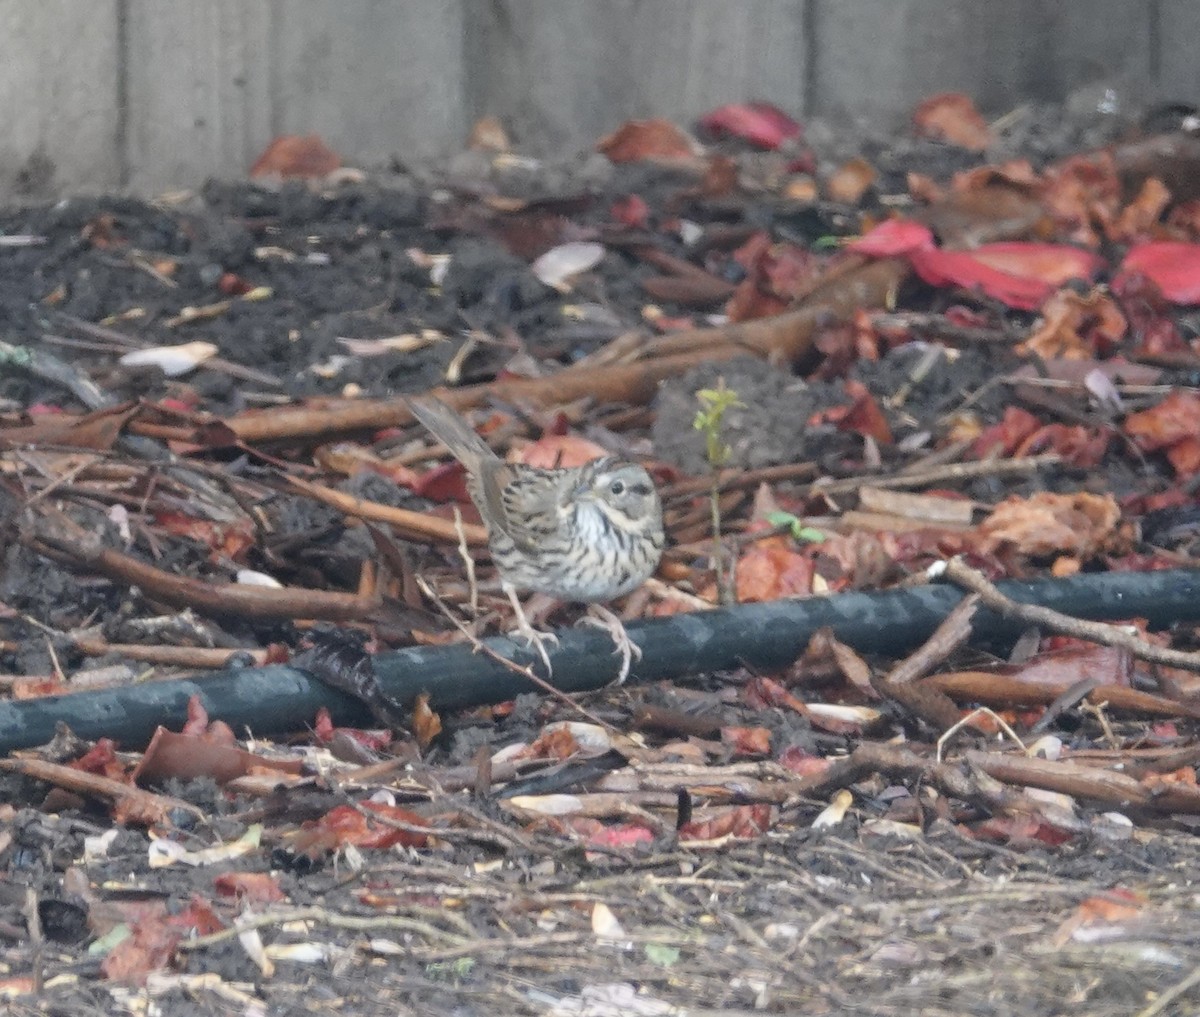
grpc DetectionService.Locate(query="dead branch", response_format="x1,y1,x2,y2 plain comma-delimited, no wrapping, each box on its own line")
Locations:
940,556,1200,673
29,531,379,623
284,474,488,546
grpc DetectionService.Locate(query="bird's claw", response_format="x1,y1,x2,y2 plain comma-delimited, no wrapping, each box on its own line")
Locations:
506,623,559,675
579,605,642,684
503,584,559,675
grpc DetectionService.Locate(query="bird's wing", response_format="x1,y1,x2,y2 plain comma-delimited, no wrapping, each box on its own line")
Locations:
494,468,565,552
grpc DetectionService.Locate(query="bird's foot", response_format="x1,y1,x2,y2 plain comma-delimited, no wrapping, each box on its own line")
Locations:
504,585,559,675
579,603,642,684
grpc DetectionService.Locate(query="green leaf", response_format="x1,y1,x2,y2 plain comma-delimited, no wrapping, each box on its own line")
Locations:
425,957,475,981
766,511,825,544
644,942,681,967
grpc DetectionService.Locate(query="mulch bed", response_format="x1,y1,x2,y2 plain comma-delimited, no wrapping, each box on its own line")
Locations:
5,95,1200,1015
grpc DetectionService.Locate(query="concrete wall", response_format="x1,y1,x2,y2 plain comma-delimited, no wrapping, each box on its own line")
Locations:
1,0,1196,199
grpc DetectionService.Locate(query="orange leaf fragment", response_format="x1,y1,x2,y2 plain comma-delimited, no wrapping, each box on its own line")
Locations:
976,491,1121,558
912,92,994,151
517,432,609,469
213,871,286,903
290,801,429,857
597,119,698,164
1125,390,1200,478
736,534,814,602
678,803,774,842
720,726,772,758
411,693,443,751
250,134,341,179
1019,289,1127,360
825,157,876,204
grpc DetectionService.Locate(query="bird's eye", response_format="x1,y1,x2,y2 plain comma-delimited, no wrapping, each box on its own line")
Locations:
609,480,626,496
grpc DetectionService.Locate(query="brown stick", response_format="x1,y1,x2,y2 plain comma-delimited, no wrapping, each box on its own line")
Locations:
0,756,204,826
967,749,1200,814
920,669,1200,719
284,475,489,546
29,533,379,623
73,639,271,668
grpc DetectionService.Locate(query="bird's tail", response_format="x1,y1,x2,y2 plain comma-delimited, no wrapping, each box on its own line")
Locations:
406,395,498,475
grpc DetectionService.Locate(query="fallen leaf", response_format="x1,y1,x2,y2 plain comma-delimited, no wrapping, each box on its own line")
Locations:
531,241,606,291
517,432,609,469
0,403,138,452
213,871,286,903
1125,390,1200,474
1018,289,1127,360
720,726,772,757
849,218,935,256
1115,241,1200,304
912,93,994,151
591,901,627,940
597,119,699,163
812,789,854,829
1111,177,1172,241
736,533,814,602
411,693,442,751
976,491,1122,558
825,157,877,204
698,102,802,150
286,801,429,857
610,194,650,228
678,803,774,842
250,134,341,179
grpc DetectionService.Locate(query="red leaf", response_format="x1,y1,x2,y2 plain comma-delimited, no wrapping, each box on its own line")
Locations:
698,102,802,150
610,194,650,228
910,248,1052,310
518,432,608,469
1116,242,1200,304
71,739,126,781
849,219,935,256
584,822,656,850
290,802,429,857
735,535,814,602
972,406,1042,458
969,243,1105,288
411,461,471,503
836,382,893,444
972,814,1076,847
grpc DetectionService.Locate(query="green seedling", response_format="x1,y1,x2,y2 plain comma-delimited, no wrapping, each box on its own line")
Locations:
693,381,744,603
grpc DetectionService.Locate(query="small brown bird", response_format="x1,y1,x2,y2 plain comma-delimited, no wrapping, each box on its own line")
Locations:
407,396,664,680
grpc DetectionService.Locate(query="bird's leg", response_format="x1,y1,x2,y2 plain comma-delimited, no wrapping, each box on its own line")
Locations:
503,583,559,675
579,603,642,684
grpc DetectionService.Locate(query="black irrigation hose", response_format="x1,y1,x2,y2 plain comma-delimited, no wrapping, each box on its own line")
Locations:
2,568,1199,754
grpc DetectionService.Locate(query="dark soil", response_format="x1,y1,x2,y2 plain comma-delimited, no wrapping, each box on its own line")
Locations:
4,95,1200,1016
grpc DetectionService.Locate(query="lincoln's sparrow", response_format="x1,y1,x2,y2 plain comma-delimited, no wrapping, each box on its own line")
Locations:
407,396,664,680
